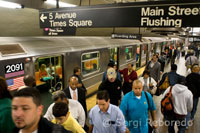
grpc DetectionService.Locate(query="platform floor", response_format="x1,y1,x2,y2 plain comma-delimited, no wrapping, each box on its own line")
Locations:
86,57,200,133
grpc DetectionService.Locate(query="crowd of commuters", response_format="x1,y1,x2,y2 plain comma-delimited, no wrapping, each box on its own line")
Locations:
0,43,200,133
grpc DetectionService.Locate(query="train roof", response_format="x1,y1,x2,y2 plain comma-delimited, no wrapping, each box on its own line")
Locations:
0,36,172,60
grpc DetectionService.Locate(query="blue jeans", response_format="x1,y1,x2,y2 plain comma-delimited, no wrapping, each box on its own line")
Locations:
186,113,190,127
191,97,199,120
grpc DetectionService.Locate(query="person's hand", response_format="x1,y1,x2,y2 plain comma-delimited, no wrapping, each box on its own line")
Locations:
149,83,153,87
125,127,130,133
118,100,121,106
129,79,132,83
152,121,158,129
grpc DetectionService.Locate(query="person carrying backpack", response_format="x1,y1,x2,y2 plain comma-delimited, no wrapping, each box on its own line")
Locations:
162,78,193,133
157,64,185,96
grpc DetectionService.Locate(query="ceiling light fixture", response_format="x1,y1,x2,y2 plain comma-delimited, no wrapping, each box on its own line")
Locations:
45,0,77,7
0,1,23,9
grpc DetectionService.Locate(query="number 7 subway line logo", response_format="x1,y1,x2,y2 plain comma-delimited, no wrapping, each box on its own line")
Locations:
5,63,24,78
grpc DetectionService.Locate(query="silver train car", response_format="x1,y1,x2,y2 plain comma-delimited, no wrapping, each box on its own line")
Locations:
0,36,178,96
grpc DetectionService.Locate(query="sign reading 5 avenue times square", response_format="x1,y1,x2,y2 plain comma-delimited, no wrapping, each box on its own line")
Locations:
39,1,200,28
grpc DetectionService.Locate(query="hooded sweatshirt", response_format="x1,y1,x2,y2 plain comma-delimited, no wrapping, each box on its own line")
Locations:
163,84,193,115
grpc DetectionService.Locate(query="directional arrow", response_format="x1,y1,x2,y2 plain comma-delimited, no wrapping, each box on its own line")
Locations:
40,14,47,23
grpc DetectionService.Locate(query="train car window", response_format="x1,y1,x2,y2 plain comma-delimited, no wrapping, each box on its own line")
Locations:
81,51,100,76
125,47,133,61
34,56,62,90
110,48,118,64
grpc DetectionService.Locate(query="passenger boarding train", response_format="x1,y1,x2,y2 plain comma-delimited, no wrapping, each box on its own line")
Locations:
0,37,180,96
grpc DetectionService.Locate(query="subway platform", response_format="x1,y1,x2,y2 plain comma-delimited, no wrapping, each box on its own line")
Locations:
86,56,200,133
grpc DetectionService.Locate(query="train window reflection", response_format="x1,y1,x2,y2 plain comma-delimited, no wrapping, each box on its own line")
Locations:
125,47,133,61
81,51,100,76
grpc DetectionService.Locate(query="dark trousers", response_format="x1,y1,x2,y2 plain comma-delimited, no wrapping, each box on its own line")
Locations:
165,114,186,133
122,82,132,95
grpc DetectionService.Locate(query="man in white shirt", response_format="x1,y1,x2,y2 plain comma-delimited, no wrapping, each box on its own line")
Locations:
44,91,85,127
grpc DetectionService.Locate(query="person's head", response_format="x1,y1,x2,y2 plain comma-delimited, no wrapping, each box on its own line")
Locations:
52,91,68,104
53,102,69,124
68,76,78,90
96,90,110,113
107,68,116,82
171,64,177,71
40,64,46,71
142,70,150,79
0,76,12,99
107,62,114,68
152,54,158,62
191,64,199,73
128,63,133,71
132,80,143,96
73,67,81,75
23,75,36,87
12,87,43,130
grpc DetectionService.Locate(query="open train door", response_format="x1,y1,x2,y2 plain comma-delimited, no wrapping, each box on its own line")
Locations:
109,47,119,68
34,55,63,92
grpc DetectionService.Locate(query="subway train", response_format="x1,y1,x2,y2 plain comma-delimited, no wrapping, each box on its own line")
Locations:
0,36,179,96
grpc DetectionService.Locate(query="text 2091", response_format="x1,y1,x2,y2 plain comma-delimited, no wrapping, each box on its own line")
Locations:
5,63,24,74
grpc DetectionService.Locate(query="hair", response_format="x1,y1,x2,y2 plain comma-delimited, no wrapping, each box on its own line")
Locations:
53,102,69,117
142,70,150,76
13,87,41,106
171,64,177,71
73,67,80,74
23,75,36,87
52,91,67,102
153,54,158,58
191,63,199,70
68,76,78,82
107,62,114,67
0,76,12,99
96,90,110,102
132,79,142,86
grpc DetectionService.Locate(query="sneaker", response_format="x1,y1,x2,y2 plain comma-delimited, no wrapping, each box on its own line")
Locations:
186,126,189,130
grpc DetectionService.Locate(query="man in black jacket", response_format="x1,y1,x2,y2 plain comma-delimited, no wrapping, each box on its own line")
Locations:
98,68,122,106
63,76,87,117
186,64,200,121
12,87,71,133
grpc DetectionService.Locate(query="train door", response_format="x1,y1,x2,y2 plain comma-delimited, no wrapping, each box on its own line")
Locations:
34,55,63,91
141,44,148,67
136,44,141,69
109,47,119,67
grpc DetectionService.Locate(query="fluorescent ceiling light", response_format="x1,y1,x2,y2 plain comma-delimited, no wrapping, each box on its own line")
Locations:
0,1,22,9
45,0,77,7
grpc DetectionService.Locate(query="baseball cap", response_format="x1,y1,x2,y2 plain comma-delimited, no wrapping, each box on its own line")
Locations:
107,68,117,79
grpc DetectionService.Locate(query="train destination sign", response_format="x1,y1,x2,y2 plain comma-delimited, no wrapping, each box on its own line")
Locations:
39,1,200,28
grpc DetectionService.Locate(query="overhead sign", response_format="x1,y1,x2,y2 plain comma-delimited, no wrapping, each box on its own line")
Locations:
111,33,142,40
43,27,76,36
39,1,200,28
189,36,200,42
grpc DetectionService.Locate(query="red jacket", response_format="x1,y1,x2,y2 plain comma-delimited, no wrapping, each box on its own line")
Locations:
119,68,138,83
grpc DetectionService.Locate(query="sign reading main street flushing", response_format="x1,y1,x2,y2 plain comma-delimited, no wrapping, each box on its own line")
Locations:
39,1,200,28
